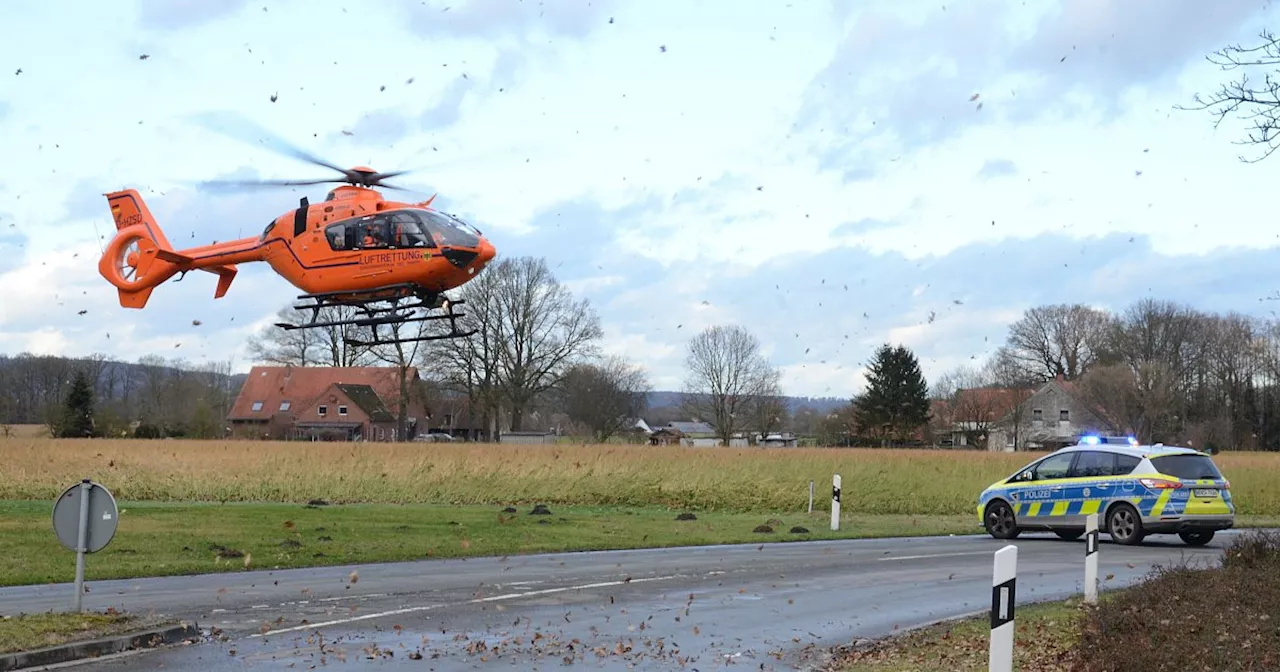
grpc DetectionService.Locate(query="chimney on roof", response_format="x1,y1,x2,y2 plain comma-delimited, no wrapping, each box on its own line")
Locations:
1055,372,1064,382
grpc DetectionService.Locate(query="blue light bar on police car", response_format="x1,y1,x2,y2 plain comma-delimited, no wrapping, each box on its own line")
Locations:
1080,435,1100,445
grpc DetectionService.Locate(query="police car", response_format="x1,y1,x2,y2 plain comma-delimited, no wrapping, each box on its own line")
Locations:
977,435,1234,546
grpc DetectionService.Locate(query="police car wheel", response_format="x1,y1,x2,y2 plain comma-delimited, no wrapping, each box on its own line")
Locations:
1107,503,1145,546
984,501,1019,539
1178,530,1214,546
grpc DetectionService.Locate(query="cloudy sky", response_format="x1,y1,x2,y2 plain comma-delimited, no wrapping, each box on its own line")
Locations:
2,0,1278,398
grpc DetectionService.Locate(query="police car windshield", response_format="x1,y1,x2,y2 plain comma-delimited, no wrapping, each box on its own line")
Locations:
1150,454,1223,480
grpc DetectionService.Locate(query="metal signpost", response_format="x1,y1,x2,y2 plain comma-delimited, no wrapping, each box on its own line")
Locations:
52,479,119,612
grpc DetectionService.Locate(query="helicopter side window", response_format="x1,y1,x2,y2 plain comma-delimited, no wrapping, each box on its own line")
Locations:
323,217,369,251
348,215,390,249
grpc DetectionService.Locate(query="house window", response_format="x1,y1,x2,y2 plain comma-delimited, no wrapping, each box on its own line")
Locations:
1059,409,1069,422
280,401,291,412
338,405,348,416
444,413,453,425
318,405,327,416
251,401,264,412
1032,409,1042,421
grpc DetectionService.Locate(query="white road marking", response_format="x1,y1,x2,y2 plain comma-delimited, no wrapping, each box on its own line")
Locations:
317,592,387,602
249,574,684,638
877,551,992,562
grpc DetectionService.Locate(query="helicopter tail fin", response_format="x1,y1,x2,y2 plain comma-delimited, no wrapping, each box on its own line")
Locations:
107,189,173,247
101,189,182,309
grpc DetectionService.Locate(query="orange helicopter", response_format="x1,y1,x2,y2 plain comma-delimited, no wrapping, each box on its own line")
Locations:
96,123,496,348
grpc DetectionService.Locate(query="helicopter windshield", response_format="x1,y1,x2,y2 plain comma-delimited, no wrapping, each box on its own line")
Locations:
415,209,481,248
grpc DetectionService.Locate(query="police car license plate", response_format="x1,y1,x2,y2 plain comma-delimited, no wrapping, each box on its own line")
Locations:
1193,488,1217,498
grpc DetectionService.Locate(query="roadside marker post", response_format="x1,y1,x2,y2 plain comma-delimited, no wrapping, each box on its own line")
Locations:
51,479,119,612
808,480,814,514
1084,512,1099,604
989,544,1017,672
831,474,841,531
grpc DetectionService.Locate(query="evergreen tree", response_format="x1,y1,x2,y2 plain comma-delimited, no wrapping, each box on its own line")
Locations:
60,370,97,438
854,343,931,444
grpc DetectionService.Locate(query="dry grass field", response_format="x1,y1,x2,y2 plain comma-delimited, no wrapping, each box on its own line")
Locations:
4,437,1279,515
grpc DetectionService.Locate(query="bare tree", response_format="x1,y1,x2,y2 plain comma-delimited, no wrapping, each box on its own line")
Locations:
1078,361,1179,443
982,352,1039,451
1179,29,1280,162
489,257,603,431
246,305,373,367
556,355,650,442
681,324,781,446
423,255,602,434
421,271,504,440
246,306,326,367
1001,304,1114,382
746,384,790,440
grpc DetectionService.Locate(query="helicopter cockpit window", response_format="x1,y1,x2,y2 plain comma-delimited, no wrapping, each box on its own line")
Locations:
387,211,435,248
416,209,480,248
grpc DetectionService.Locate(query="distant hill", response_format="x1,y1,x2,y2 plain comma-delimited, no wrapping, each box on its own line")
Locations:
644,390,849,415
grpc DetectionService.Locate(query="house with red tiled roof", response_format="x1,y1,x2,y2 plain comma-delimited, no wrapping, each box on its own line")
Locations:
227,365,429,441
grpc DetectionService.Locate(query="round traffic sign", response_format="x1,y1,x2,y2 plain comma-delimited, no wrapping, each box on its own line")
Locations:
52,480,119,553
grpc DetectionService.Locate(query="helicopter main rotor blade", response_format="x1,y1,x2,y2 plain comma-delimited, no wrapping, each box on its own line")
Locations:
187,111,349,175
196,177,346,192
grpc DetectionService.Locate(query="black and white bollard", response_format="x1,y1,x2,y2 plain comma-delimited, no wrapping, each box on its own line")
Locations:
830,474,841,531
989,544,1017,672
1084,512,1099,604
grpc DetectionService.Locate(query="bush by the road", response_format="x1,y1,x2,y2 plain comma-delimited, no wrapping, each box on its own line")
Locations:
1071,529,1280,671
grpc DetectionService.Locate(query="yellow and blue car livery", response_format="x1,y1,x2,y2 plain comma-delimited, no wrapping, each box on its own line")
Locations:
977,435,1233,546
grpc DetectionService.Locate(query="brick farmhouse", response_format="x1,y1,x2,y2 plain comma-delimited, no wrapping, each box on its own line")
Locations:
227,365,428,441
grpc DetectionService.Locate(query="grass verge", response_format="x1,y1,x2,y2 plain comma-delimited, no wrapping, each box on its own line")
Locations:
0,500,977,587
833,529,1280,672
0,611,154,655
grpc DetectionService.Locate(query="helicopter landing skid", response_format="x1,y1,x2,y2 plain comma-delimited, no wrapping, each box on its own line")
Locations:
273,283,476,347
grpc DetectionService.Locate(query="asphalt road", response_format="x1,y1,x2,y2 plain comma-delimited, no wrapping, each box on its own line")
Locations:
2,529,1241,671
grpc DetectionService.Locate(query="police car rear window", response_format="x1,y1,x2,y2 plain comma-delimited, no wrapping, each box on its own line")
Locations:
1150,455,1223,480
